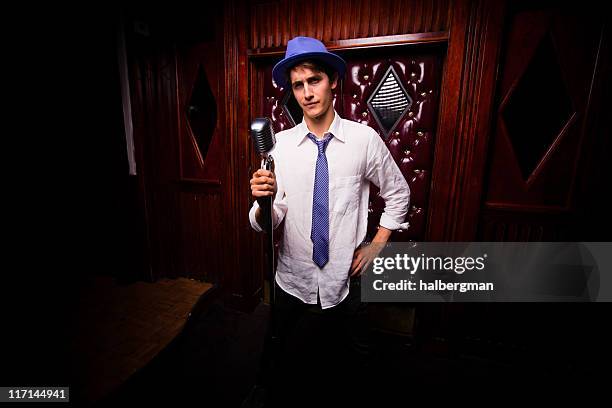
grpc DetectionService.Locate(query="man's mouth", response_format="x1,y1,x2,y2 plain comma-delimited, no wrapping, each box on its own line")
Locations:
305,102,318,107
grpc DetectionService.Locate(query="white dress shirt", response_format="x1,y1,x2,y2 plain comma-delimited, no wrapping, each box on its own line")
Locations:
249,111,410,309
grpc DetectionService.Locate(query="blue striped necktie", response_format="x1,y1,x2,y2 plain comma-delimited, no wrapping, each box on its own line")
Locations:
307,132,333,268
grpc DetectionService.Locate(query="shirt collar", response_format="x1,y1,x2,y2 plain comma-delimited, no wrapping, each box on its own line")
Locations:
296,109,344,146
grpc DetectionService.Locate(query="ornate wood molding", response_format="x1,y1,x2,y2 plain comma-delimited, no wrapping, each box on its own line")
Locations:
427,0,505,240
224,0,263,310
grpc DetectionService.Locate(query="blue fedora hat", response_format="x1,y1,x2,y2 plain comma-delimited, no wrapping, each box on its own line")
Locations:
272,36,346,88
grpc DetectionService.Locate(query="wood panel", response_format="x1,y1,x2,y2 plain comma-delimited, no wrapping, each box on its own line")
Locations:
173,9,227,285
478,1,609,241
127,28,181,282
478,207,579,241
125,5,228,288
426,0,506,240
224,1,264,310
178,190,223,283
176,41,223,182
249,0,451,50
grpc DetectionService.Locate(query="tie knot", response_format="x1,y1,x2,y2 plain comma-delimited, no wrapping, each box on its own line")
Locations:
307,133,333,155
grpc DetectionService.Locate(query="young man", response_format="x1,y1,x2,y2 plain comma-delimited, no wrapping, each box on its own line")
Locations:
246,36,410,406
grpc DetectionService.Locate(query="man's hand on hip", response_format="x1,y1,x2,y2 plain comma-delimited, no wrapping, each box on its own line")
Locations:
349,226,392,277
350,242,385,277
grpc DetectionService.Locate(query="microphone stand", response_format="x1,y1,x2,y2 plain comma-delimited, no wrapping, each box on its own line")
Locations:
244,118,278,407
260,154,276,308
259,153,282,400
261,153,280,364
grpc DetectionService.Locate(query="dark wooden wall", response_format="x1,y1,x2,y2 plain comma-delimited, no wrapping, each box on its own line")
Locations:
248,0,451,49
123,5,226,288
121,0,609,317
478,1,610,241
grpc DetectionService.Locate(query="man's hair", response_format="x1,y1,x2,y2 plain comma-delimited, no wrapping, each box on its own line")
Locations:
285,59,338,87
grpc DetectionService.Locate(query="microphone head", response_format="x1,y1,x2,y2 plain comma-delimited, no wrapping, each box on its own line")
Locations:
250,117,276,155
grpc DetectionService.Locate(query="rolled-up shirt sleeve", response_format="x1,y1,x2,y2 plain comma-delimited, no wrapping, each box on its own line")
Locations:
248,165,288,232
364,129,411,230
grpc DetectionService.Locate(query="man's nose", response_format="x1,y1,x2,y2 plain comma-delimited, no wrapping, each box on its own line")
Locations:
303,84,314,100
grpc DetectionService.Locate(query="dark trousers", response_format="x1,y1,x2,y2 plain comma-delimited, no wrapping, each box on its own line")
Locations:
256,277,372,405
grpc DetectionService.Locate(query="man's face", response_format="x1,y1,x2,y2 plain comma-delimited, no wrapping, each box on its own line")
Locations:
289,65,337,121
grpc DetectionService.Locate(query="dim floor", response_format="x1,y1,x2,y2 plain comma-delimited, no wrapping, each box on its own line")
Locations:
89,297,608,407
69,274,213,404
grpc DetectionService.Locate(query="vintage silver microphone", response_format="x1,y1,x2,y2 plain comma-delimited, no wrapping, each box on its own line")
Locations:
249,118,277,307
249,118,276,232
250,117,276,161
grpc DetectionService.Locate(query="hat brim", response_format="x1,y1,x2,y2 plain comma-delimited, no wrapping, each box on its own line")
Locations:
272,51,346,88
